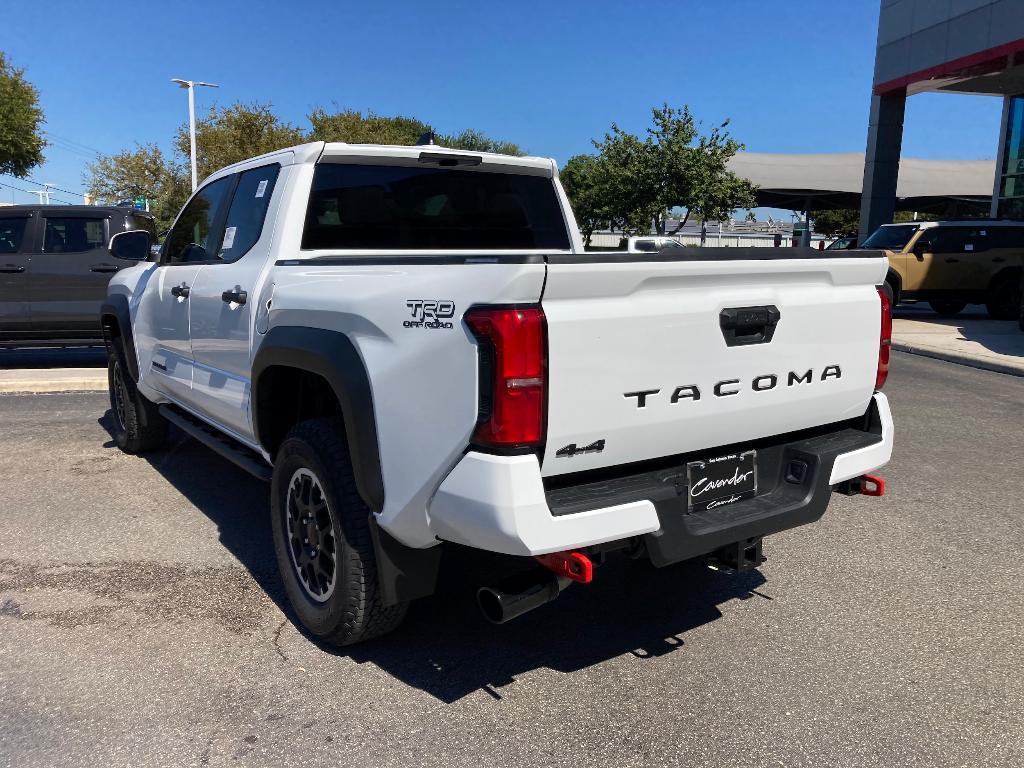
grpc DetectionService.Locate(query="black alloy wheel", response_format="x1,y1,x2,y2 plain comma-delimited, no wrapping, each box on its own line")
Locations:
284,467,338,603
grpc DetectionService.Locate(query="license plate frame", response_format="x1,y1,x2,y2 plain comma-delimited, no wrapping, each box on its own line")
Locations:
686,450,757,513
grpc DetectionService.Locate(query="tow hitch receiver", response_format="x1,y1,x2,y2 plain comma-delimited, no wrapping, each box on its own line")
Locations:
707,537,765,574
860,474,885,496
535,550,593,584
835,474,887,496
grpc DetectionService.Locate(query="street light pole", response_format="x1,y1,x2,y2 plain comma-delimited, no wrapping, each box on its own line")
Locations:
171,78,219,192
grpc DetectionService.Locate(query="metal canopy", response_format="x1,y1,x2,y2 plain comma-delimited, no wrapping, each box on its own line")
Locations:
727,152,995,213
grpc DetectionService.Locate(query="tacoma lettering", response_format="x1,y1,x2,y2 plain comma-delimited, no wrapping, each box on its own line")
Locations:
625,366,842,407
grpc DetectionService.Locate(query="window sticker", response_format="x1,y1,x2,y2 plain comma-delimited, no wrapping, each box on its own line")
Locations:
255,180,268,198
222,226,236,250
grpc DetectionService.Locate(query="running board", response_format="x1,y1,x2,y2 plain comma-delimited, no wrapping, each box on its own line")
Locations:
158,405,272,482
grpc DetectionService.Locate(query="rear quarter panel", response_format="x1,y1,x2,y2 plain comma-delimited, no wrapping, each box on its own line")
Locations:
264,257,546,548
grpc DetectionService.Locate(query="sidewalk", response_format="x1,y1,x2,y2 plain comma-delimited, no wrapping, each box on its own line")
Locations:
0,367,108,393
891,306,1024,377
0,347,108,393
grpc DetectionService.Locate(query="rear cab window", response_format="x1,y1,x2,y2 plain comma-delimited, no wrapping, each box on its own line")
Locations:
302,163,570,251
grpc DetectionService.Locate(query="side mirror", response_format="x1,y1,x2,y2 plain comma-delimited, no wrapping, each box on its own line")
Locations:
109,230,152,261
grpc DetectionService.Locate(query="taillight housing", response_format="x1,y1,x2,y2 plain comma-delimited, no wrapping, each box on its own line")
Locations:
876,286,892,390
465,305,547,453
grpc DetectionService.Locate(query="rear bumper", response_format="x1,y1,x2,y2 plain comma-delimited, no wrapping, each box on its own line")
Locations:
428,393,893,559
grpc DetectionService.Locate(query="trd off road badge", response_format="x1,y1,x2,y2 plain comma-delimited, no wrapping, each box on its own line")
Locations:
405,300,455,329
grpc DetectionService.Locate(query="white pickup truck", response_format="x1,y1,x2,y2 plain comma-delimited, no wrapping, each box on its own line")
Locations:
101,140,894,645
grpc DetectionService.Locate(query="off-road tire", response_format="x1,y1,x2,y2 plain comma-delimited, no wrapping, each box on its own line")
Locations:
107,343,167,453
929,300,967,317
270,418,407,646
986,274,1021,321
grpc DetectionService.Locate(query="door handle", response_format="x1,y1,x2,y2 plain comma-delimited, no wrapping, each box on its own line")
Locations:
992,257,1006,263
945,258,959,263
170,283,190,298
90,264,120,273
221,288,248,305
0,264,25,273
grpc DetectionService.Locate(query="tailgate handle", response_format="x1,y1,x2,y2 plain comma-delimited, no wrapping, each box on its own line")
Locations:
720,305,780,346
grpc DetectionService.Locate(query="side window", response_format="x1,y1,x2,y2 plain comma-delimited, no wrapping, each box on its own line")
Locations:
163,177,233,264
43,217,106,253
0,217,29,254
217,164,280,262
932,228,969,254
991,227,1024,249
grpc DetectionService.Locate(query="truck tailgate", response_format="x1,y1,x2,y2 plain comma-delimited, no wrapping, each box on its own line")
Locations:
539,252,888,477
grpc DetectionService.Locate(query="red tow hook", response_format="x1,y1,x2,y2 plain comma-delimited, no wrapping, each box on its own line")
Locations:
535,550,593,584
861,474,885,497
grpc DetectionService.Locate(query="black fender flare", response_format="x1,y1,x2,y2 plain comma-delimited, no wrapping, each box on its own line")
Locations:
885,267,903,304
99,295,139,382
252,326,385,512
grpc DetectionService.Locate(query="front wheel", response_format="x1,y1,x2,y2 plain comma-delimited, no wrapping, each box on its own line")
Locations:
929,300,967,317
107,344,166,453
270,418,407,646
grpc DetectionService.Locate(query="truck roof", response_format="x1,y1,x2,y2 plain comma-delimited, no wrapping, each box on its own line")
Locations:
207,141,558,181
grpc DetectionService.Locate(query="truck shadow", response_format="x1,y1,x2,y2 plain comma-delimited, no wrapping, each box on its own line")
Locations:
99,413,768,703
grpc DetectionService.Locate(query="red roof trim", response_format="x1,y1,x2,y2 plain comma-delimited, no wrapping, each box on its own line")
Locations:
875,37,1024,95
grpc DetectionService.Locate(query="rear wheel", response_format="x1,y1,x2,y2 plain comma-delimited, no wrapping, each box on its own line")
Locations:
928,300,967,317
107,343,166,453
270,418,407,646
986,274,1021,320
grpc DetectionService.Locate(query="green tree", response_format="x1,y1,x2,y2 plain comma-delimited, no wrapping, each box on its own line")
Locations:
308,108,524,154
0,52,46,177
561,154,616,246
566,104,757,240
811,209,860,237
84,144,189,230
440,128,523,156
178,101,305,181
307,108,432,145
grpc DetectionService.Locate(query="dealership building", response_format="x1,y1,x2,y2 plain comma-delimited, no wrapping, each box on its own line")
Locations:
861,0,1024,237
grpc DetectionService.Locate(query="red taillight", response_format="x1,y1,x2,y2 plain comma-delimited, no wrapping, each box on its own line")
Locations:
876,286,892,390
465,306,546,451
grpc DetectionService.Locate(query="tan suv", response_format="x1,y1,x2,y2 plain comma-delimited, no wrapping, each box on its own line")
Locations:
863,220,1024,319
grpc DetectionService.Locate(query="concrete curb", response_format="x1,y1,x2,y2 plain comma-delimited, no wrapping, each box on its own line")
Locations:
892,342,1024,377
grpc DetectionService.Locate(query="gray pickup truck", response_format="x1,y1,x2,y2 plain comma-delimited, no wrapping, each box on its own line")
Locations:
0,205,155,347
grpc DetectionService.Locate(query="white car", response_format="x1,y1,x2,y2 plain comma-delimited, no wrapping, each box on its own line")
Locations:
101,141,894,645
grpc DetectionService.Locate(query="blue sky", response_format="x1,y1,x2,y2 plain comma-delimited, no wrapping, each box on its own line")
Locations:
0,0,1005,207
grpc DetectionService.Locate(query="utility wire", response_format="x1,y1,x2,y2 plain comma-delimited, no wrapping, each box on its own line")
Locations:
42,131,102,154
1,174,86,199
0,179,77,205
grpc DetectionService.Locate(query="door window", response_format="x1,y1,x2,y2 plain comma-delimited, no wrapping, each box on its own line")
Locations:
43,218,106,253
163,177,232,264
0,218,29,254
933,227,991,255
217,164,280,262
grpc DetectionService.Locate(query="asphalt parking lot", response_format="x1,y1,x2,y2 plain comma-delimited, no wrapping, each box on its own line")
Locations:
1,351,1022,767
